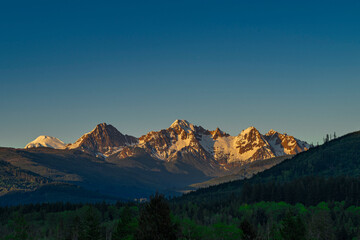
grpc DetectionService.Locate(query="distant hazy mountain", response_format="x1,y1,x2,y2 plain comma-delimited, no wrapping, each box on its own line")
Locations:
25,136,66,149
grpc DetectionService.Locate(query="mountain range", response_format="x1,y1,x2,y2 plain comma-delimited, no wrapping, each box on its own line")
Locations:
26,120,310,167
0,120,311,203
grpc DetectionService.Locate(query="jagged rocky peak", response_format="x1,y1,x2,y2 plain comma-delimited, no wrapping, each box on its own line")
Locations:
239,126,263,141
263,129,311,156
210,127,229,139
135,119,210,161
67,123,138,156
235,126,273,156
25,135,66,149
169,119,195,133
266,129,279,136
134,122,312,164
91,123,122,138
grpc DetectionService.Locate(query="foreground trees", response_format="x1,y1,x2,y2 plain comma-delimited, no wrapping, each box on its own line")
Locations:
2,200,360,239
136,193,179,240
280,213,306,240
239,220,257,240
80,206,102,240
112,206,137,240
4,215,29,240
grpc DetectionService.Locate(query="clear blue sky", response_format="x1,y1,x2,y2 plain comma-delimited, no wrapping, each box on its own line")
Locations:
1,0,359,148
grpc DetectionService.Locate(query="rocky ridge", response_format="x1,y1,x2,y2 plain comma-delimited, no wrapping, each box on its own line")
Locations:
25,120,310,166
116,120,311,165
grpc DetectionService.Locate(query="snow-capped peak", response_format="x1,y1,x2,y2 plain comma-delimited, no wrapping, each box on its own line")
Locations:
169,119,195,133
240,126,259,136
25,135,66,149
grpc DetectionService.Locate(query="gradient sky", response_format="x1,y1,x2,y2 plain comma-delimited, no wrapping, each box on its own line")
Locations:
1,0,359,148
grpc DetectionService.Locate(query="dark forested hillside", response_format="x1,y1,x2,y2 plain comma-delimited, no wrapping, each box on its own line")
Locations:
190,155,292,188
239,176,360,206
180,130,360,202
0,159,50,195
0,183,119,206
0,147,214,200
251,130,360,181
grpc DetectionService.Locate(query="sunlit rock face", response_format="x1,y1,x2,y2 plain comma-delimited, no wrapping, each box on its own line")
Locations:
66,123,138,157
116,120,311,164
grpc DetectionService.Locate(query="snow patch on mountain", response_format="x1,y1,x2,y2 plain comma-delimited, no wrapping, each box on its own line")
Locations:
200,135,215,154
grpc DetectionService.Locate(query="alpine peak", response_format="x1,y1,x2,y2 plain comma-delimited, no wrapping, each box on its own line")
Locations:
25,135,66,149
66,123,138,157
169,119,195,133
240,126,260,136
96,122,108,128
91,122,113,132
211,127,229,139
266,129,278,136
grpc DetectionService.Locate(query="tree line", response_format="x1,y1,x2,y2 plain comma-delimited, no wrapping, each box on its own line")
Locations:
2,193,360,239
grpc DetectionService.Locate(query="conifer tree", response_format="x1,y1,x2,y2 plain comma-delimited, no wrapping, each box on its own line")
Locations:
280,213,306,240
7,215,30,240
325,134,330,143
80,206,102,240
239,219,257,240
72,215,82,240
112,206,135,240
136,193,179,240
307,210,335,240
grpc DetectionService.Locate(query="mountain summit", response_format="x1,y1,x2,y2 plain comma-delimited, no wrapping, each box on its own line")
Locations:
169,119,195,133
66,123,138,156
264,129,310,156
25,136,66,149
